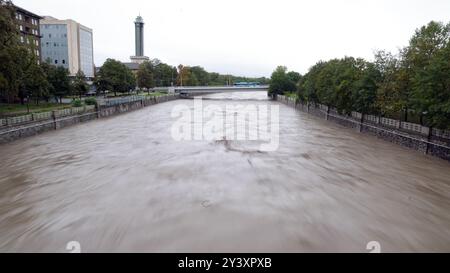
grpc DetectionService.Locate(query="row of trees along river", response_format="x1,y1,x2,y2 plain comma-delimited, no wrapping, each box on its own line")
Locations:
269,21,450,130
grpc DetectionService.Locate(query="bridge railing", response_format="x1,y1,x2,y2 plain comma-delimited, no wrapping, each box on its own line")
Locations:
174,85,269,92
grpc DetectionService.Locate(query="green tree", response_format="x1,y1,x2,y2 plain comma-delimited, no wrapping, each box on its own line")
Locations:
151,59,177,87
298,61,326,103
176,64,191,86
73,70,89,99
269,66,297,96
352,62,381,114
298,58,380,114
137,61,154,89
47,65,71,103
374,50,407,117
408,21,450,128
96,59,136,96
190,66,209,86
186,68,199,86
23,55,49,105
286,71,301,84
0,0,21,102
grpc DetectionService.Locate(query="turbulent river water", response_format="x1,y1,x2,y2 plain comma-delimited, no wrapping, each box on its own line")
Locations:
0,92,449,252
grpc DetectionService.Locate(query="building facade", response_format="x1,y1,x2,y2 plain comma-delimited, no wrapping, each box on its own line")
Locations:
14,5,42,61
40,16,94,78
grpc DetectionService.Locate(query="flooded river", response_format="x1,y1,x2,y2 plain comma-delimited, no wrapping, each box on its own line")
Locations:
0,92,449,252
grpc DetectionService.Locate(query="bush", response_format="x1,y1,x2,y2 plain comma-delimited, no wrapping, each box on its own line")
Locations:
84,98,97,106
72,99,82,107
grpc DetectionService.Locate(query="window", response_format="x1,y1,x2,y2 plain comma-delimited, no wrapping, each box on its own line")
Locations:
49,34,51,38
36,50,39,56
35,40,39,46
20,36,24,43
19,25,24,31
15,13,19,20
54,43,57,47
55,60,58,64
46,42,49,47
62,60,66,64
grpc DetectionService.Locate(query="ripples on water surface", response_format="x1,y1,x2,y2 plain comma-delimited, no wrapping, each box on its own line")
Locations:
0,92,449,252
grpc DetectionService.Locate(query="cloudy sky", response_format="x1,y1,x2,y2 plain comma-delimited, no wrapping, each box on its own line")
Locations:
14,0,450,77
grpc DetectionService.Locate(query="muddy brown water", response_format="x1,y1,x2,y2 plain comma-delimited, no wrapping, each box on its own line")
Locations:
0,92,449,252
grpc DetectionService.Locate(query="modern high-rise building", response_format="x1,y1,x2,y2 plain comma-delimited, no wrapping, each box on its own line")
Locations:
40,16,95,78
130,15,149,64
14,5,42,61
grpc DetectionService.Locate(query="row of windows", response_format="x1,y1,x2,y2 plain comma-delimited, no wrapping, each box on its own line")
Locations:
20,36,39,47
15,13,23,21
23,47,40,57
18,25,39,35
42,25,65,30
44,33,67,39
43,42,67,47
15,13,39,25
51,59,67,65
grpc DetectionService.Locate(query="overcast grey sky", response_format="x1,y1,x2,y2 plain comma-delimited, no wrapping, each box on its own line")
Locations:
14,0,450,77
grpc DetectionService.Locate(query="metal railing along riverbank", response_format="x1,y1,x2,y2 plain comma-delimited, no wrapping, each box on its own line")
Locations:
0,105,96,128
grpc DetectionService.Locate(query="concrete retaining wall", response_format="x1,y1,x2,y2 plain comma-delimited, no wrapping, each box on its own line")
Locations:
276,95,450,161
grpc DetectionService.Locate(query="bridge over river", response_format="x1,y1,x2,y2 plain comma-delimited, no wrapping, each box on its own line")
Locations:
172,85,269,95
0,91,449,252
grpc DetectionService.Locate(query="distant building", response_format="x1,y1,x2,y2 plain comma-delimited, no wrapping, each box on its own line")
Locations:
40,16,95,78
14,5,43,61
123,62,140,76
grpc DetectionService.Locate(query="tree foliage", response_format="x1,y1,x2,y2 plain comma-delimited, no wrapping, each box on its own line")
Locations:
294,21,450,128
268,66,299,96
137,61,154,89
96,59,135,96
41,61,71,103
73,70,88,99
